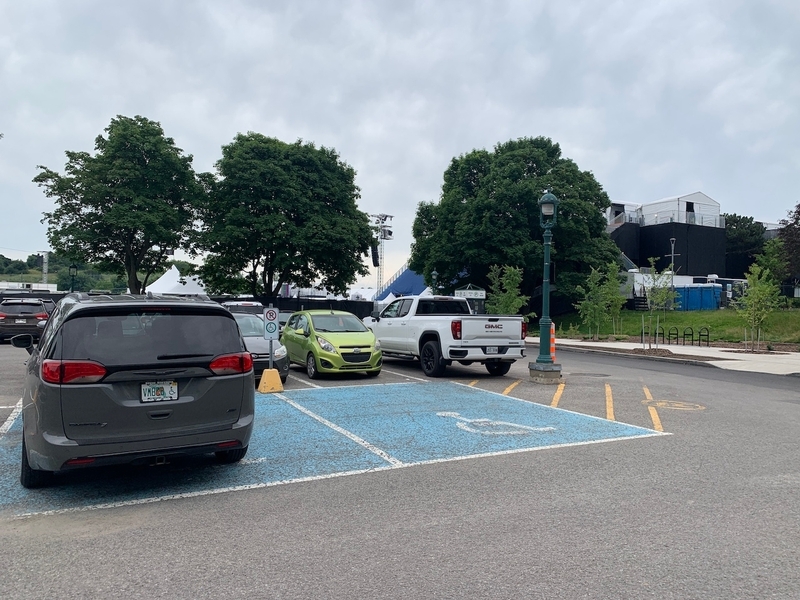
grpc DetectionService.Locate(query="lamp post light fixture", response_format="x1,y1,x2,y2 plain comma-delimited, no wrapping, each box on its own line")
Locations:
529,191,563,384
68,263,78,293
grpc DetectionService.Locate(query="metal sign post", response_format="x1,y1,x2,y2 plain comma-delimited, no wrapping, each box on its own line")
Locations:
263,307,280,370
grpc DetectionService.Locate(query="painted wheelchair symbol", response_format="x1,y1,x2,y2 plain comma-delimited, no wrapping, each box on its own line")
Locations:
437,412,555,436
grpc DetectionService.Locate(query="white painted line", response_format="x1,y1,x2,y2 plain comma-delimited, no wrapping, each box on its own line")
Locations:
381,368,430,382
0,399,22,437
7,431,667,520
280,381,417,393
275,393,404,467
10,465,397,520
287,374,322,388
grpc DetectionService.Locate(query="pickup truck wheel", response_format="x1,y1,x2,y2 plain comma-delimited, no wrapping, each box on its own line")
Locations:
421,340,447,377
306,353,320,379
485,362,512,376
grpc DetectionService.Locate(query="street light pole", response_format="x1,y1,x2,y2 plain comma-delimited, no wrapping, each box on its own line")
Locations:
69,263,78,293
530,191,562,384
537,224,554,365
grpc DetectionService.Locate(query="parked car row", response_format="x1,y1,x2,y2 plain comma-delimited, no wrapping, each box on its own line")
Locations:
7,292,521,489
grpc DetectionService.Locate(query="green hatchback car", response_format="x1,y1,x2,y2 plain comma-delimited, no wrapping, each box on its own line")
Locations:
281,310,382,379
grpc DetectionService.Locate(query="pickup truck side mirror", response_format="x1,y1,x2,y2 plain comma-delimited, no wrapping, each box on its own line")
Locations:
370,310,381,321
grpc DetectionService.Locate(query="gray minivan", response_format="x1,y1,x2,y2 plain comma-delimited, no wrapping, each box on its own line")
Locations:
12,293,255,488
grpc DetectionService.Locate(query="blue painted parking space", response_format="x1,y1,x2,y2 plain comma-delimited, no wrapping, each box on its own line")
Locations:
0,382,664,517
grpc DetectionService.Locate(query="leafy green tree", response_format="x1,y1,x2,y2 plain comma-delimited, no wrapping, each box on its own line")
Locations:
35,115,204,294
734,264,781,350
574,267,607,340
723,213,766,278
602,261,628,335
485,265,535,320
409,137,619,304
779,202,800,280
0,255,28,275
645,257,678,315
755,238,789,285
196,133,373,296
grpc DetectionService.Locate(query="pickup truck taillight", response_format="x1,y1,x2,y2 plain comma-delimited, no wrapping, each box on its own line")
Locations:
451,319,462,340
521,321,527,339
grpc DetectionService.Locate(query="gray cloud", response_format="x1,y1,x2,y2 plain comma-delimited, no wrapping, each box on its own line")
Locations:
1,0,798,284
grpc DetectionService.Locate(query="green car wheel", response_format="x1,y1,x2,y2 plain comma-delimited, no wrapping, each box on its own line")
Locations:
306,353,320,379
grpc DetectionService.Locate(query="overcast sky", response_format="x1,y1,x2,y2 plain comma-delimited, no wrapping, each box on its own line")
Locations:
2,0,798,287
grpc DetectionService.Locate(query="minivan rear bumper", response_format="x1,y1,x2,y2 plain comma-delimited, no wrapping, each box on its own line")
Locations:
27,412,254,472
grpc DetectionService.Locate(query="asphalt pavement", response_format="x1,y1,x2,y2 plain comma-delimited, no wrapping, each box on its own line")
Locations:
527,336,800,376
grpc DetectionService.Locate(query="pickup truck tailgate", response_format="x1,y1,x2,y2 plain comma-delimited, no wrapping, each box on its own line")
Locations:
459,317,522,343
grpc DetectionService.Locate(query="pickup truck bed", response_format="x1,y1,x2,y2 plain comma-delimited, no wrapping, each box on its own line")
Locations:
364,295,526,377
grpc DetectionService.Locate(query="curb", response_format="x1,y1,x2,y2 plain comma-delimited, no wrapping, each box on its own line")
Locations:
526,341,722,369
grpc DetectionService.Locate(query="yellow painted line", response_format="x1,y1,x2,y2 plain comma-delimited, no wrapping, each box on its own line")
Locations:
605,383,615,421
550,382,565,408
643,385,663,431
502,380,522,395
468,380,478,387
648,406,663,432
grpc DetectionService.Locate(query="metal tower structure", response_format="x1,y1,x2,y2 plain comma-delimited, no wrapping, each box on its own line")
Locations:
371,214,393,289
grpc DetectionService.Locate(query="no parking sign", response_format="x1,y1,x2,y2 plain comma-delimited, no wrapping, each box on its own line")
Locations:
263,308,280,340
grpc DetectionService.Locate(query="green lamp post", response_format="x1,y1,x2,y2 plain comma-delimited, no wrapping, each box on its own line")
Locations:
530,190,563,384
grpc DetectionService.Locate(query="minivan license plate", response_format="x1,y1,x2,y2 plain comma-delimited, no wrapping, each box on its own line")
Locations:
141,381,178,403
486,346,498,354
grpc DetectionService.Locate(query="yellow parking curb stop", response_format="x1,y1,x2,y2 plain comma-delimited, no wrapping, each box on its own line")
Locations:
258,369,284,393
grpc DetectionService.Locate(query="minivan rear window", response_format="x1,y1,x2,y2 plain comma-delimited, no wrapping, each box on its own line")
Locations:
55,310,243,364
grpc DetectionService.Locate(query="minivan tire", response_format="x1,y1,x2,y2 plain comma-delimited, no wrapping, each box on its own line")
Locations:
21,437,54,489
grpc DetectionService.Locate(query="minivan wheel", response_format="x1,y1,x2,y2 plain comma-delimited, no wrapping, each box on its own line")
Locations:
216,446,248,463
20,437,53,489
306,353,319,379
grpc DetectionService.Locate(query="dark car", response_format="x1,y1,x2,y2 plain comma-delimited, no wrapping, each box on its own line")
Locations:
232,312,290,383
0,298,49,342
11,292,255,488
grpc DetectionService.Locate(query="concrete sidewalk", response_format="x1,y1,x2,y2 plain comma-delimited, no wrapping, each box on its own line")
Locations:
526,337,800,377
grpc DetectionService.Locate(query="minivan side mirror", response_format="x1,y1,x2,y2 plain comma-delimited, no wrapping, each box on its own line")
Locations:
11,334,34,355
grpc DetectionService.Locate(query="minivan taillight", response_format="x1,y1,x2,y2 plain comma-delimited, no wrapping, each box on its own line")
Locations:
451,319,462,340
42,359,107,384
522,321,527,340
209,352,253,375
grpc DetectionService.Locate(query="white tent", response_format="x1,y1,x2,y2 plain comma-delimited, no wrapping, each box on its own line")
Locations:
145,266,206,295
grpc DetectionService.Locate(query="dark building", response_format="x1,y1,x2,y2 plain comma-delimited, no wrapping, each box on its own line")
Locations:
607,192,726,277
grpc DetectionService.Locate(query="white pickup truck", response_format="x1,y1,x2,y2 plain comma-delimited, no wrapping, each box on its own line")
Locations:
363,295,527,377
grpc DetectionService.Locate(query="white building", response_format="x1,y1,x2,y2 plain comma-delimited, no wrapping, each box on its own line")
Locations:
608,191,724,229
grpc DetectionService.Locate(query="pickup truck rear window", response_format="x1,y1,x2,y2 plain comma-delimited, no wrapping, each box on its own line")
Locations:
416,300,471,315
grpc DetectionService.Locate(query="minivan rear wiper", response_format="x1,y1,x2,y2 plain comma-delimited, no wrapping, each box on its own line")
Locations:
157,353,214,360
